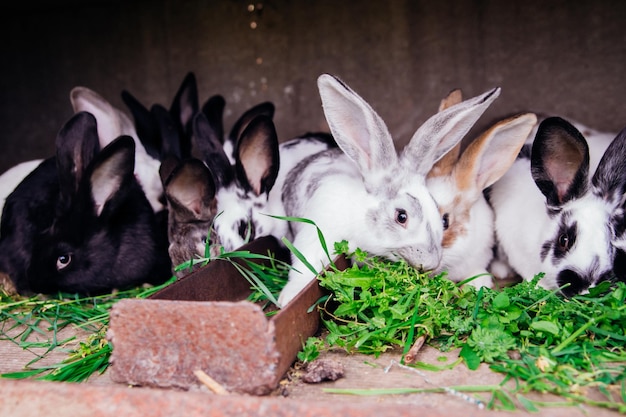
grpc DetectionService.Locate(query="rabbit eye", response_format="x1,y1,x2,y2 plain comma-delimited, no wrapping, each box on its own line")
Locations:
558,233,571,250
56,253,72,271
238,220,256,241
442,213,450,230
395,209,408,226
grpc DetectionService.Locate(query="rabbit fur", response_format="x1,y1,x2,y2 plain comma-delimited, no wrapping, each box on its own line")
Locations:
193,99,336,255
488,117,626,296
426,89,537,287
0,112,171,295
70,86,164,212
277,74,501,306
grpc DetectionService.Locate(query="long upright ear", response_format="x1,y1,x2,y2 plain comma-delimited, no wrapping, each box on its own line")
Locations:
428,89,464,178
235,115,279,196
121,90,160,159
317,74,397,177
531,117,590,208
193,112,233,187
56,112,100,204
456,113,537,198
592,125,626,206
229,101,275,144
202,95,226,144
402,87,500,175
70,86,138,147
161,157,216,219
152,104,182,160
87,135,136,217
170,72,199,142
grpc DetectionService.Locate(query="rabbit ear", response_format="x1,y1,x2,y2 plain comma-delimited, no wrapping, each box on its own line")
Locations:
428,89,464,178
169,72,199,141
151,104,182,160
192,112,233,187
456,113,537,194
317,74,397,177
438,89,463,112
70,86,137,147
229,101,275,144
121,90,161,159
56,112,100,203
235,115,280,196
162,157,216,219
592,125,626,206
531,117,590,207
402,87,501,175
202,95,226,144
87,135,136,217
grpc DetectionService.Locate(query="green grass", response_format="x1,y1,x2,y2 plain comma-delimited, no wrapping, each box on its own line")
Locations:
297,241,626,412
0,278,175,382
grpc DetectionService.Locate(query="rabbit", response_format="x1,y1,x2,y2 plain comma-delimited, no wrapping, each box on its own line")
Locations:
488,117,626,296
276,74,501,307
194,105,336,254
159,155,219,277
0,111,172,295
70,85,164,212
426,89,537,287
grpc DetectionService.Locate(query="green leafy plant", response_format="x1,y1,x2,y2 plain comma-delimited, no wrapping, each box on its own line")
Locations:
302,242,626,412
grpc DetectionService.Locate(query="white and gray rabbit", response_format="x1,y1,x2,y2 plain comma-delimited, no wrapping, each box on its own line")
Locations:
426,89,537,287
277,74,501,306
488,117,626,296
0,112,171,294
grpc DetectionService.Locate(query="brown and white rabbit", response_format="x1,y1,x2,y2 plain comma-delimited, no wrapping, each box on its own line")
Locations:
277,74,501,306
0,112,171,295
426,89,537,287
488,117,626,296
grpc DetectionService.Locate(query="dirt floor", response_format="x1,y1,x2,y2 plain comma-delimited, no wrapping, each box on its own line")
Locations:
0,322,623,417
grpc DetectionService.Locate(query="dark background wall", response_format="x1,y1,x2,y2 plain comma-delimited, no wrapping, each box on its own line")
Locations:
1,0,625,174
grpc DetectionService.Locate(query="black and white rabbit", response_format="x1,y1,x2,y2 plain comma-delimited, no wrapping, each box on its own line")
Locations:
194,103,336,254
0,82,169,217
70,85,164,212
277,74,500,306
0,112,171,295
488,117,626,296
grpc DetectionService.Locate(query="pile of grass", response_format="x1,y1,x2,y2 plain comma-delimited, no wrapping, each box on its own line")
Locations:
299,241,626,412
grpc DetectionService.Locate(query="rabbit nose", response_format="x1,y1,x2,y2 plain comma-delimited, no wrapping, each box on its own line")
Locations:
556,269,589,297
398,247,441,272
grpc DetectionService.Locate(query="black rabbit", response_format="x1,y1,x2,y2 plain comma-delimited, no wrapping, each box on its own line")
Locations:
0,112,171,295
